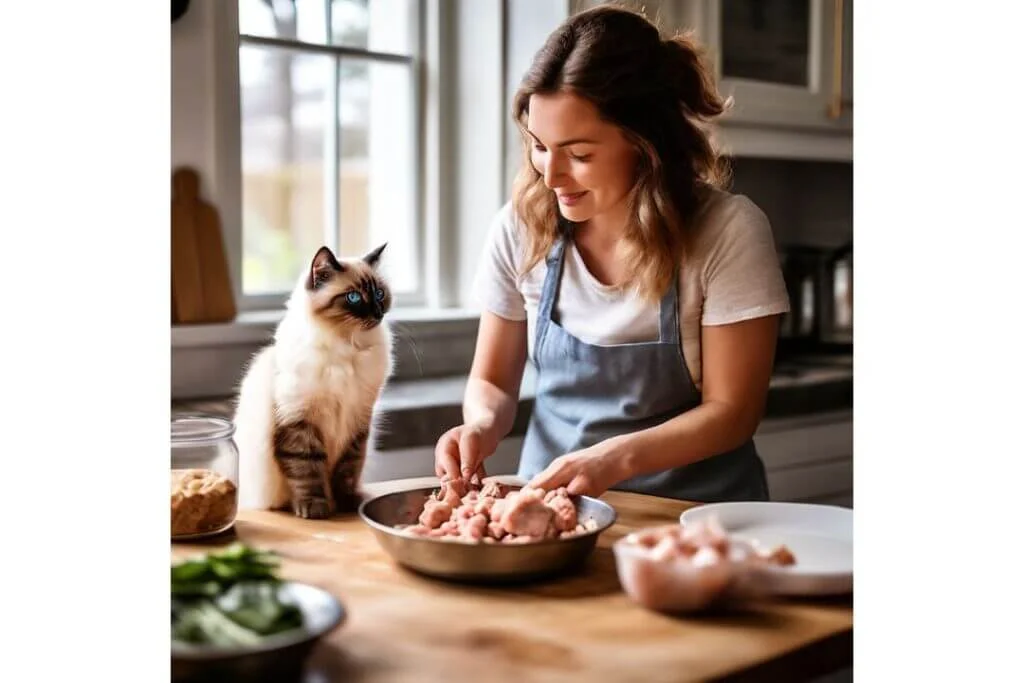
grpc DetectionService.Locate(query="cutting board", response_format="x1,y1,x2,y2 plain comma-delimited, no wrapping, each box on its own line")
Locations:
171,167,236,324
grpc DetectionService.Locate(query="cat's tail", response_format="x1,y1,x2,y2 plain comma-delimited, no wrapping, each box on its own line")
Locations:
233,346,290,511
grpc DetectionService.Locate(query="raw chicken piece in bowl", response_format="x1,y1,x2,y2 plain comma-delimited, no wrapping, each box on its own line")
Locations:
612,518,796,613
358,477,617,583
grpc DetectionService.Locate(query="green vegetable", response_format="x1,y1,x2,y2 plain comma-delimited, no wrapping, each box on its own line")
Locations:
171,543,303,647
175,600,264,648
171,579,221,598
216,582,303,635
171,543,280,594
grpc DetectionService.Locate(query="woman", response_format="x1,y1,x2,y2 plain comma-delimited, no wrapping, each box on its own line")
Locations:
434,6,790,502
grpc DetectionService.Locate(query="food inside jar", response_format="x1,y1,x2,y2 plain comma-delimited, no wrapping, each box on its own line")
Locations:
394,479,598,543
171,468,238,537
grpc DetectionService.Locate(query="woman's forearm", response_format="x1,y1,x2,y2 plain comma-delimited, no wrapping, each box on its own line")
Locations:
463,377,519,441
616,400,762,478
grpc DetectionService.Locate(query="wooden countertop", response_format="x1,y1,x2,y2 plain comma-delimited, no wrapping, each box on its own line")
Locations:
171,477,852,683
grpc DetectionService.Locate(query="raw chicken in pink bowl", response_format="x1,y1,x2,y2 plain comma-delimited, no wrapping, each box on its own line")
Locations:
613,518,797,614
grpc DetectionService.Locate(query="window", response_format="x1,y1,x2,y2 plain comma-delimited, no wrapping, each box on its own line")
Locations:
237,0,421,304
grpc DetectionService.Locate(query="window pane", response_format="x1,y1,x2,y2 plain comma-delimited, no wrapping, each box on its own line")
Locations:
721,0,810,87
338,59,418,294
240,46,332,295
240,0,328,45
331,0,415,55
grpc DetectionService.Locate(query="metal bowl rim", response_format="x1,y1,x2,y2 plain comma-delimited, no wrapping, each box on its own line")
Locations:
357,485,618,547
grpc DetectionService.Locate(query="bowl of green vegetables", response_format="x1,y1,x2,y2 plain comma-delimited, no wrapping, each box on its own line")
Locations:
171,543,345,681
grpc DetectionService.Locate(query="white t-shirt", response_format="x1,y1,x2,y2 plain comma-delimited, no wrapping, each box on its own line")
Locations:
470,189,791,391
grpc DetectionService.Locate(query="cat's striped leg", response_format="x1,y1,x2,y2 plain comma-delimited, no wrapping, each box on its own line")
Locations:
274,419,333,519
331,429,369,513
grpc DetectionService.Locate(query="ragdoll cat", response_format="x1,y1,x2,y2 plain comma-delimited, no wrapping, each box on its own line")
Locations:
233,243,393,519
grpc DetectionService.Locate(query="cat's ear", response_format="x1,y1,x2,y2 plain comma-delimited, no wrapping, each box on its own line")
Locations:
362,242,387,269
307,246,345,290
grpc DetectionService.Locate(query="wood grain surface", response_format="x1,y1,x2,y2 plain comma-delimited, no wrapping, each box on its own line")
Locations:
171,477,852,682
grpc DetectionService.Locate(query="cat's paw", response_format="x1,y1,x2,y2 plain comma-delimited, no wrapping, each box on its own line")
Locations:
293,498,332,520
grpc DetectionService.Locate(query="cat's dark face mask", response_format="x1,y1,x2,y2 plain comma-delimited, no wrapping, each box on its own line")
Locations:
305,244,392,331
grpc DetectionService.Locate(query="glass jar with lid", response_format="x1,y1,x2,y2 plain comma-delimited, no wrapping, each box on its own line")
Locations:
171,415,239,541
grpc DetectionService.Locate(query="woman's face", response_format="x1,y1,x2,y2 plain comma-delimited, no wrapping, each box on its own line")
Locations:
526,91,639,225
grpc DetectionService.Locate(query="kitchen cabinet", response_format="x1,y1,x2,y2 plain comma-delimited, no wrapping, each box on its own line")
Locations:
754,409,853,507
697,0,852,132
570,0,853,161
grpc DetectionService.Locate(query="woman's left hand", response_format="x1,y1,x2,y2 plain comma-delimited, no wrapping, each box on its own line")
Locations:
527,438,631,497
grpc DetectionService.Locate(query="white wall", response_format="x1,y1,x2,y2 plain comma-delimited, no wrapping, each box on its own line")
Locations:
171,1,218,206
453,0,507,307
171,0,243,299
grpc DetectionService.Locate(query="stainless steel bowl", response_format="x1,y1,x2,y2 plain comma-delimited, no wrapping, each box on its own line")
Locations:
358,485,618,583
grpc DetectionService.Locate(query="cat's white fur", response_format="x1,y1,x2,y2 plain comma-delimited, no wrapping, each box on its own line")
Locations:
233,269,393,511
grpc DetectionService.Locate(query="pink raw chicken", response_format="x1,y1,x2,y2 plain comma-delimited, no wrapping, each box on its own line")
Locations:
397,479,594,544
418,499,452,529
498,487,555,539
613,519,798,614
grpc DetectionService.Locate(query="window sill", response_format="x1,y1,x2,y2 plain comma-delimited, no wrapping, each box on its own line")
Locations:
171,307,481,348
171,307,483,399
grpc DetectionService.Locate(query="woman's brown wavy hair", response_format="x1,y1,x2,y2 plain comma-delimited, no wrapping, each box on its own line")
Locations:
511,4,731,302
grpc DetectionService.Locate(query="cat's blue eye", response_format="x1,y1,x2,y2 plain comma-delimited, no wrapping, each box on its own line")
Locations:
346,291,362,304
374,288,385,301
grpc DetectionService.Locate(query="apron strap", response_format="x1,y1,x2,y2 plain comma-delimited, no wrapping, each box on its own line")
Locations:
538,237,566,325
542,230,679,345
658,268,682,344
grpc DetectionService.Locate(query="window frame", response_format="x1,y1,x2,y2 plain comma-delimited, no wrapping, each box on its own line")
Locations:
218,0,428,311
173,0,514,398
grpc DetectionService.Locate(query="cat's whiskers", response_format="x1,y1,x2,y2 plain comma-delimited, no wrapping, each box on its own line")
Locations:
389,321,424,377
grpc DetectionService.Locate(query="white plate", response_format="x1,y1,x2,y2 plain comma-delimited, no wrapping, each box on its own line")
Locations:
680,501,853,596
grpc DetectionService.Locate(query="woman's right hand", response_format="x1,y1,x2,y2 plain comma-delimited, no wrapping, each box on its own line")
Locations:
434,423,499,483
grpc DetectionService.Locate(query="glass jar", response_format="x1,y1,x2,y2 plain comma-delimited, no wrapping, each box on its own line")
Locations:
171,415,239,541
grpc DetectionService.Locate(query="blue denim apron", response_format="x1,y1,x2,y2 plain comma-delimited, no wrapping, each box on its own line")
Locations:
518,236,770,502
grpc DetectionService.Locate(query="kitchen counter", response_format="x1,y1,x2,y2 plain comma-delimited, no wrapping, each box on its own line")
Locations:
171,476,853,682
173,356,852,452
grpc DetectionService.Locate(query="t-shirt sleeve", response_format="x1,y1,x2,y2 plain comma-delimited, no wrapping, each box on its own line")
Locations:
700,196,791,326
470,203,528,321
